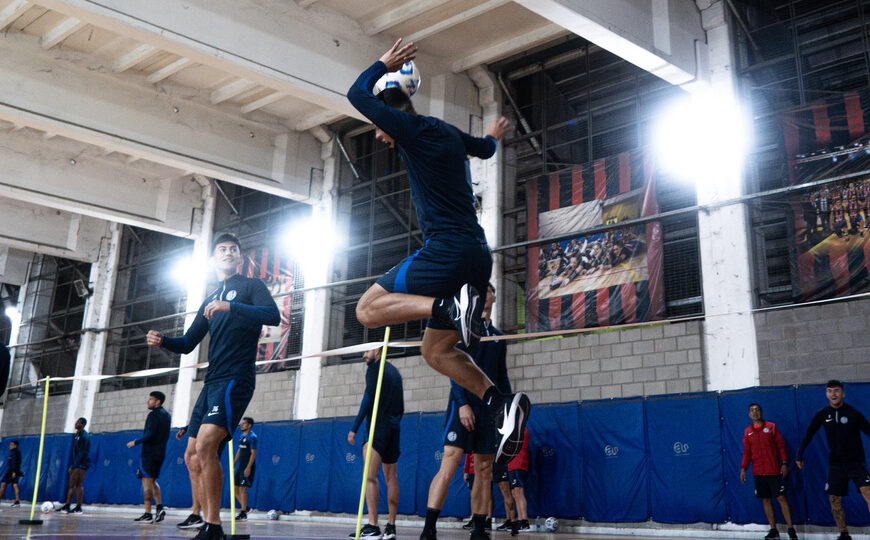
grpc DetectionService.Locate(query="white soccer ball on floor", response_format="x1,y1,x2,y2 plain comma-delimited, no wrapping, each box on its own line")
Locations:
544,516,558,532
40,501,53,513
266,509,279,520
373,61,421,97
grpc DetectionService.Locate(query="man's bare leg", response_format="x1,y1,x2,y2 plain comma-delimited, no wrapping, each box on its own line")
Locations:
356,284,437,328
421,328,493,399
497,480,516,523
829,495,848,533
184,437,204,515
195,424,230,526
143,478,154,513
383,461,399,525
427,446,464,510
762,498,776,529
775,495,793,528
471,454,494,533
861,486,870,514
512,485,528,522
363,443,384,526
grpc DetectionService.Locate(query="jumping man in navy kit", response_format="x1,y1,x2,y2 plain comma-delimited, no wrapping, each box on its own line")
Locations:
797,380,870,540
146,232,280,540
127,390,171,524
348,347,404,540
347,38,529,468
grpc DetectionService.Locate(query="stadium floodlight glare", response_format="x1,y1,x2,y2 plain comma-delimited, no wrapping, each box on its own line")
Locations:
5,305,21,347
171,255,210,289
4,305,20,324
282,213,344,285
653,90,751,202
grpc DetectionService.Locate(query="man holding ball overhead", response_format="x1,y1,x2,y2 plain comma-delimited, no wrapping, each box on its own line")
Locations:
347,39,531,470
146,232,280,540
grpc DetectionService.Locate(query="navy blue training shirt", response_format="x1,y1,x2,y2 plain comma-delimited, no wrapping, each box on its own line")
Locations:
236,431,258,469
450,321,511,409
352,359,404,433
134,406,171,458
347,61,496,243
161,273,280,388
71,430,90,469
798,402,870,464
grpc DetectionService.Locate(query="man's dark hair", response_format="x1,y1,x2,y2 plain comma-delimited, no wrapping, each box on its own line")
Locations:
377,88,416,115
150,390,166,405
10,440,18,446
212,232,241,252
77,417,87,427
748,402,762,411
826,379,844,389
242,417,255,427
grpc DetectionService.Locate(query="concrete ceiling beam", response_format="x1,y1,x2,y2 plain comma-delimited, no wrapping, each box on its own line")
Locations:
362,0,450,36
0,198,107,262
0,0,31,31
451,23,570,72
40,15,86,49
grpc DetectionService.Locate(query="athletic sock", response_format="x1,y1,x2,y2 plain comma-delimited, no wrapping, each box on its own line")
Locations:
423,507,441,531
472,514,487,533
483,385,503,413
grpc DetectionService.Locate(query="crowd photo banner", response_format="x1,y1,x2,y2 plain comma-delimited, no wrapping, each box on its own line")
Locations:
782,88,870,302
526,149,664,331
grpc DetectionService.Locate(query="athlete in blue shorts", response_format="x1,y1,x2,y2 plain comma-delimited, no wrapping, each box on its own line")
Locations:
347,38,530,472
146,233,280,540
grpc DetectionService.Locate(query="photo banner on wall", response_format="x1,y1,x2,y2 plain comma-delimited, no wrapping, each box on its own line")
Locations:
242,247,299,371
526,149,664,332
782,88,870,302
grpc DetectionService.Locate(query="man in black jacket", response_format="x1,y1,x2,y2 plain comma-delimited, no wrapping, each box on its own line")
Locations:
127,390,171,524
0,440,22,506
797,380,870,540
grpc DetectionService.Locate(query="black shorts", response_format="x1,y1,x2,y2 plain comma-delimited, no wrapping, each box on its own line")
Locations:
754,475,786,498
188,379,254,439
441,402,497,455
377,236,492,330
492,463,509,484
509,470,529,489
826,462,870,496
234,465,256,487
367,425,401,465
137,454,164,479
2,471,18,485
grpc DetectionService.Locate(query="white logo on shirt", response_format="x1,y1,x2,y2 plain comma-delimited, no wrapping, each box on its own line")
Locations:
763,428,770,433
226,290,237,301
841,416,849,424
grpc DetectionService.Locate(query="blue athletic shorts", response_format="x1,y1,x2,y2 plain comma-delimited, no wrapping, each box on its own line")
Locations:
137,454,165,479
441,401,497,455
234,464,256,487
365,424,401,464
509,470,529,489
188,379,254,440
492,463,509,484
377,236,492,329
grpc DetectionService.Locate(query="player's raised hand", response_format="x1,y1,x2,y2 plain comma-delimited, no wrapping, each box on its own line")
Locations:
146,330,163,347
486,117,515,142
379,38,417,72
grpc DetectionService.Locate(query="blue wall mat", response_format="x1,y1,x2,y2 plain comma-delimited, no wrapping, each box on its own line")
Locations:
719,386,806,525
647,393,727,523
527,403,581,520
414,411,470,518
252,422,301,513
581,398,648,522
296,419,333,511
90,431,150,505
397,413,420,516
159,429,193,509
0,435,71,503
329,417,366,514
796,383,870,527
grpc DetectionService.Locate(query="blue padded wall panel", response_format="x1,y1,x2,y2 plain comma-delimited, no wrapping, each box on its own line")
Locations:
720,387,806,525
88,431,146,505
415,411,470,518
252,422,301,512
159,430,193,509
329,418,365,514
526,403,581,519
397,414,420,516
581,399,648,522
296,419,333,511
647,393,726,523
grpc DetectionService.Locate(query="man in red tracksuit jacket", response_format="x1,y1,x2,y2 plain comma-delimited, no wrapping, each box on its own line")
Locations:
740,403,798,540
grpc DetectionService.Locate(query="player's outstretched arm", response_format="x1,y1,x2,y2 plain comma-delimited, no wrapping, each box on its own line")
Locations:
148,303,209,354
378,38,418,73
460,117,515,159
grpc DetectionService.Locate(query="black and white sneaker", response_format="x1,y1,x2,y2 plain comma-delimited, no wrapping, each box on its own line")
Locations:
177,513,204,530
494,393,531,465
71,505,83,514
154,507,166,523
235,510,247,522
496,520,513,531
457,285,484,349
134,512,154,523
359,523,382,538
383,522,397,540
787,528,798,540
193,523,225,540
517,519,531,532
462,518,473,530
60,503,71,514
10,500,20,508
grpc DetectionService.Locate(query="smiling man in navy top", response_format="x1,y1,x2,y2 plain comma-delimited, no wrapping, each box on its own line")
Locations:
347,38,530,470
146,232,280,540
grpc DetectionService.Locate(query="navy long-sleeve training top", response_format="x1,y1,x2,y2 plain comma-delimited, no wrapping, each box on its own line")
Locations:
450,321,511,409
352,359,404,434
347,61,496,243
8,447,21,474
71,430,90,469
134,406,171,458
161,273,280,388
798,403,870,464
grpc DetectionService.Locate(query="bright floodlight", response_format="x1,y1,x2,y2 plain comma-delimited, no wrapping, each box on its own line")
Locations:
171,256,209,288
282,213,344,285
4,305,20,324
653,91,751,202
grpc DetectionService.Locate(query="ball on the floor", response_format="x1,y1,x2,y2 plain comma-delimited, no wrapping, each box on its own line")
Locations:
267,509,279,520
40,500,53,513
544,516,558,532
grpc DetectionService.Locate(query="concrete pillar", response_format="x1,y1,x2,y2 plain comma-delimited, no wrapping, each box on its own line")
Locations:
64,222,122,432
693,1,758,390
294,136,338,420
171,178,216,427
468,67,504,326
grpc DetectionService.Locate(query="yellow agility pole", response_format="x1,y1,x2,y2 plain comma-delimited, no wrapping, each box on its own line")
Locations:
354,327,391,540
20,377,50,526
226,438,249,540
